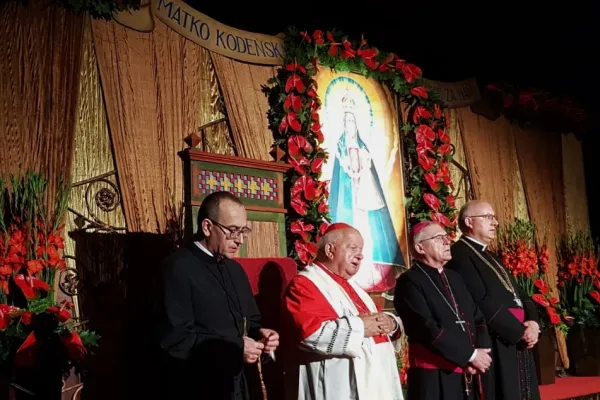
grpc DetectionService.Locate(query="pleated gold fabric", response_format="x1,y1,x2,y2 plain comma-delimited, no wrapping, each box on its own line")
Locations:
92,18,232,233
456,108,521,225
0,0,84,211
64,18,127,261
562,133,590,233
210,54,283,257
445,109,470,212
244,221,281,258
514,126,569,368
211,53,277,161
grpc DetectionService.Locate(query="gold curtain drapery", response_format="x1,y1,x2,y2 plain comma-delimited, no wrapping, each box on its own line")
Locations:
445,109,471,212
64,18,128,265
211,53,277,161
0,1,84,209
514,128,566,289
514,126,569,367
456,108,529,225
210,54,282,257
562,133,590,233
92,18,231,233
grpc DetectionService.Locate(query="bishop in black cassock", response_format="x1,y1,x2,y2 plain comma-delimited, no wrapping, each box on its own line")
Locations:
446,200,541,400
394,221,491,400
158,191,279,400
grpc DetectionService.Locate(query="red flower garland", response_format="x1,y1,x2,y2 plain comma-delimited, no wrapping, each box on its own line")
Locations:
557,231,600,328
264,28,457,265
497,219,570,333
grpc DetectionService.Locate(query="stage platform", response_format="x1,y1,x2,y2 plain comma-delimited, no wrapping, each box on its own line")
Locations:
541,377,600,400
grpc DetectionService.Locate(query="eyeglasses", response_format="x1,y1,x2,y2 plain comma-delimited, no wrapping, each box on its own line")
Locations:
468,214,497,221
208,218,252,240
418,234,451,244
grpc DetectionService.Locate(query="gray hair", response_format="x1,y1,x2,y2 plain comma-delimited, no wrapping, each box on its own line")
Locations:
317,229,348,257
409,221,442,258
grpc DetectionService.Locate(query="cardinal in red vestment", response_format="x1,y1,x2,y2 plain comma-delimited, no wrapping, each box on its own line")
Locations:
281,222,404,400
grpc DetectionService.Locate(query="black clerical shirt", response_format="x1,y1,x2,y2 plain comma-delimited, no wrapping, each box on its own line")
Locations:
446,236,540,400
394,261,490,400
159,242,261,400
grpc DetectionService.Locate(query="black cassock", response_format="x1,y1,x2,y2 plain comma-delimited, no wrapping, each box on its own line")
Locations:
158,243,262,400
446,237,541,400
394,261,491,400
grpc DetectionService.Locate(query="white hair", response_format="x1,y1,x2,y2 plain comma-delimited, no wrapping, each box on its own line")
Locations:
410,221,443,258
317,229,348,256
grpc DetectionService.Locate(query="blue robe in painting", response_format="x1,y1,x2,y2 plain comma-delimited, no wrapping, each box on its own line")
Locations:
328,131,405,268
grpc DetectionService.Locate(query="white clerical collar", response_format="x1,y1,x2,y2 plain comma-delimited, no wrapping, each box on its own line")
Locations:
416,260,444,274
464,235,488,251
194,241,213,257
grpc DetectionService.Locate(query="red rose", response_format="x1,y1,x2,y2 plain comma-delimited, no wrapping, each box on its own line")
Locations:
410,86,428,98
412,106,432,124
401,64,422,83
422,193,441,212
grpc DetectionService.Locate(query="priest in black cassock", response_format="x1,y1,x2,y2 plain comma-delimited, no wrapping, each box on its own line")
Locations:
394,221,492,400
446,200,541,400
158,191,280,400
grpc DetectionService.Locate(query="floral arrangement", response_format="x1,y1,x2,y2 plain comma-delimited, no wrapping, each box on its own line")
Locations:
263,27,457,265
483,82,587,133
395,334,409,395
485,82,586,120
557,230,600,329
9,0,141,20
54,0,141,19
497,218,571,334
0,172,99,376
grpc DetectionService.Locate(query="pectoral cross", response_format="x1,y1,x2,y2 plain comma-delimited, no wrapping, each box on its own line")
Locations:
465,385,471,396
514,296,523,308
456,319,467,332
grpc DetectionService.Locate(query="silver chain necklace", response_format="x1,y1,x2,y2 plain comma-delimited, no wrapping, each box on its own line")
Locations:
415,262,467,332
460,237,523,308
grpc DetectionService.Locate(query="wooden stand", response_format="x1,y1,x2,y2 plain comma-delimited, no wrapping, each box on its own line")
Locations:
179,149,291,256
533,327,556,385
567,326,600,376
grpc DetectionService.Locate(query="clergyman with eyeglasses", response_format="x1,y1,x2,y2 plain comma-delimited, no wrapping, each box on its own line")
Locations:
393,221,492,400
158,191,280,400
445,200,541,400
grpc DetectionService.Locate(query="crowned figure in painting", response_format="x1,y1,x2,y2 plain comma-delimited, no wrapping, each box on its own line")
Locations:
328,91,405,292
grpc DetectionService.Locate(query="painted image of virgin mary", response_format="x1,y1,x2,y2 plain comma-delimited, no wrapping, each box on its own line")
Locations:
328,111,405,292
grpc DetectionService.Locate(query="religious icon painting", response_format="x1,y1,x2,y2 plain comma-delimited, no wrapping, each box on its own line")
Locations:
315,69,409,303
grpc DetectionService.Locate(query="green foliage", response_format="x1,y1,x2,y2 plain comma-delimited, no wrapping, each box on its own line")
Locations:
0,171,99,375
497,218,536,249
569,298,600,329
0,319,28,366
8,0,141,20
56,0,141,19
557,230,600,329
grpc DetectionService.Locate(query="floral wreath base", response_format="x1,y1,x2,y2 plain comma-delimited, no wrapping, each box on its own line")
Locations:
264,27,458,265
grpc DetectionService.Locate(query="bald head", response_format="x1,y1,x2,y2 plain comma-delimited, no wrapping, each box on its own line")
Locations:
458,200,489,230
317,224,364,279
458,200,498,243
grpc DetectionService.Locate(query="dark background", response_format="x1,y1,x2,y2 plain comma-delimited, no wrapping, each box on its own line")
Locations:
189,1,599,238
